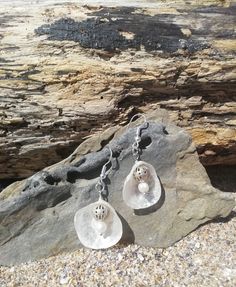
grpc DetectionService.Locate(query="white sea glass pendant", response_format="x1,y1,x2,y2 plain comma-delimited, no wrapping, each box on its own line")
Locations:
74,198,122,249
122,160,162,209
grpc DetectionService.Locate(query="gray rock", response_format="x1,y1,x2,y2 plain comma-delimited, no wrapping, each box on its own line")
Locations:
0,120,235,265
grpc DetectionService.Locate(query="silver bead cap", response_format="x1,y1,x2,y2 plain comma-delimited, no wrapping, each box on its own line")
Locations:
133,165,150,182
93,203,109,221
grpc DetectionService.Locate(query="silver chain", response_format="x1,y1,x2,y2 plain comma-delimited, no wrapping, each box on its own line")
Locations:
132,134,141,161
95,179,106,196
132,124,147,160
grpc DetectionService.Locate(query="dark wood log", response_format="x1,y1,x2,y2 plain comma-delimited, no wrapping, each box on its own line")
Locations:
0,0,235,179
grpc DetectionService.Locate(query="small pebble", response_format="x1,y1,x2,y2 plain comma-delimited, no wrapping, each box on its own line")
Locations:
195,242,200,249
137,253,144,262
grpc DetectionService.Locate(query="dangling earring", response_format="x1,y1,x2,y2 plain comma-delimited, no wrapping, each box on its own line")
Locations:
74,147,122,249
122,114,162,210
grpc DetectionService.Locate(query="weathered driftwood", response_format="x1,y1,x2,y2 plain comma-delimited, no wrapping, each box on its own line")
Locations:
0,0,235,179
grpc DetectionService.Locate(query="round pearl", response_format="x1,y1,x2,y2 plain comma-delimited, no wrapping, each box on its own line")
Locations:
138,182,149,194
94,221,107,236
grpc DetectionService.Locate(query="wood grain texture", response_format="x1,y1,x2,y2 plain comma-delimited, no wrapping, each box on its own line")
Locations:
0,0,235,179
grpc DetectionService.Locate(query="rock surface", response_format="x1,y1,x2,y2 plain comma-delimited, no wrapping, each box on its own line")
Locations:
0,117,235,265
0,0,236,179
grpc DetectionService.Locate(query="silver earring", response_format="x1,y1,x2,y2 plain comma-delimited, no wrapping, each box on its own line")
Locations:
122,114,162,210
74,147,123,249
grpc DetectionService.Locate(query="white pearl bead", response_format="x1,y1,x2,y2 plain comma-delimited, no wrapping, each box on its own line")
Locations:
94,221,107,236
138,182,149,194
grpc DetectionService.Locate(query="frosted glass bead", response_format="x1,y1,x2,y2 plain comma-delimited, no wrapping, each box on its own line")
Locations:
93,220,107,236
138,182,149,194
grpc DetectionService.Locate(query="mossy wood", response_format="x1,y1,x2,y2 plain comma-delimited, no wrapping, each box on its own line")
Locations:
0,0,235,179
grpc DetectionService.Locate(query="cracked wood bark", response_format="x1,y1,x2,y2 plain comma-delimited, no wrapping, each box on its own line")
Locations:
0,0,235,179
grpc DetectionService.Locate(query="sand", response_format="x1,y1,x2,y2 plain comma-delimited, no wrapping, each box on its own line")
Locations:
1,212,235,287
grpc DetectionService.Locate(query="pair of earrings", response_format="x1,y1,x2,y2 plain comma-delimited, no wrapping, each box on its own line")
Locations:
74,114,162,249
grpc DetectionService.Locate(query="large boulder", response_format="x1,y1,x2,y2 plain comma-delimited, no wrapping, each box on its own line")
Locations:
0,115,235,265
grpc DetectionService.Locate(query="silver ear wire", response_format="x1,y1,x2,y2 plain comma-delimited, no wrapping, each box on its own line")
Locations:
127,113,148,131
95,146,113,198
128,114,149,161
101,146,113,179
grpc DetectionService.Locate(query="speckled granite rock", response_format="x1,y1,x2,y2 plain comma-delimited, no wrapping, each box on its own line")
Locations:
0,118,235,265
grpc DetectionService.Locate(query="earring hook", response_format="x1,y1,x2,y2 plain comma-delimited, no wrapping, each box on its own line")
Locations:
127,113,148,132
101,146,113,179
127,114,149,161
96,146,113,198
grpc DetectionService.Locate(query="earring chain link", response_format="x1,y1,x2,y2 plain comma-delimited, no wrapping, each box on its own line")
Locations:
95,146,113,197
128,113,148,161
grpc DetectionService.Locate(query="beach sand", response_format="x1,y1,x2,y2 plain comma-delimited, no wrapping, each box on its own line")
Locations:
1,213,235,287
